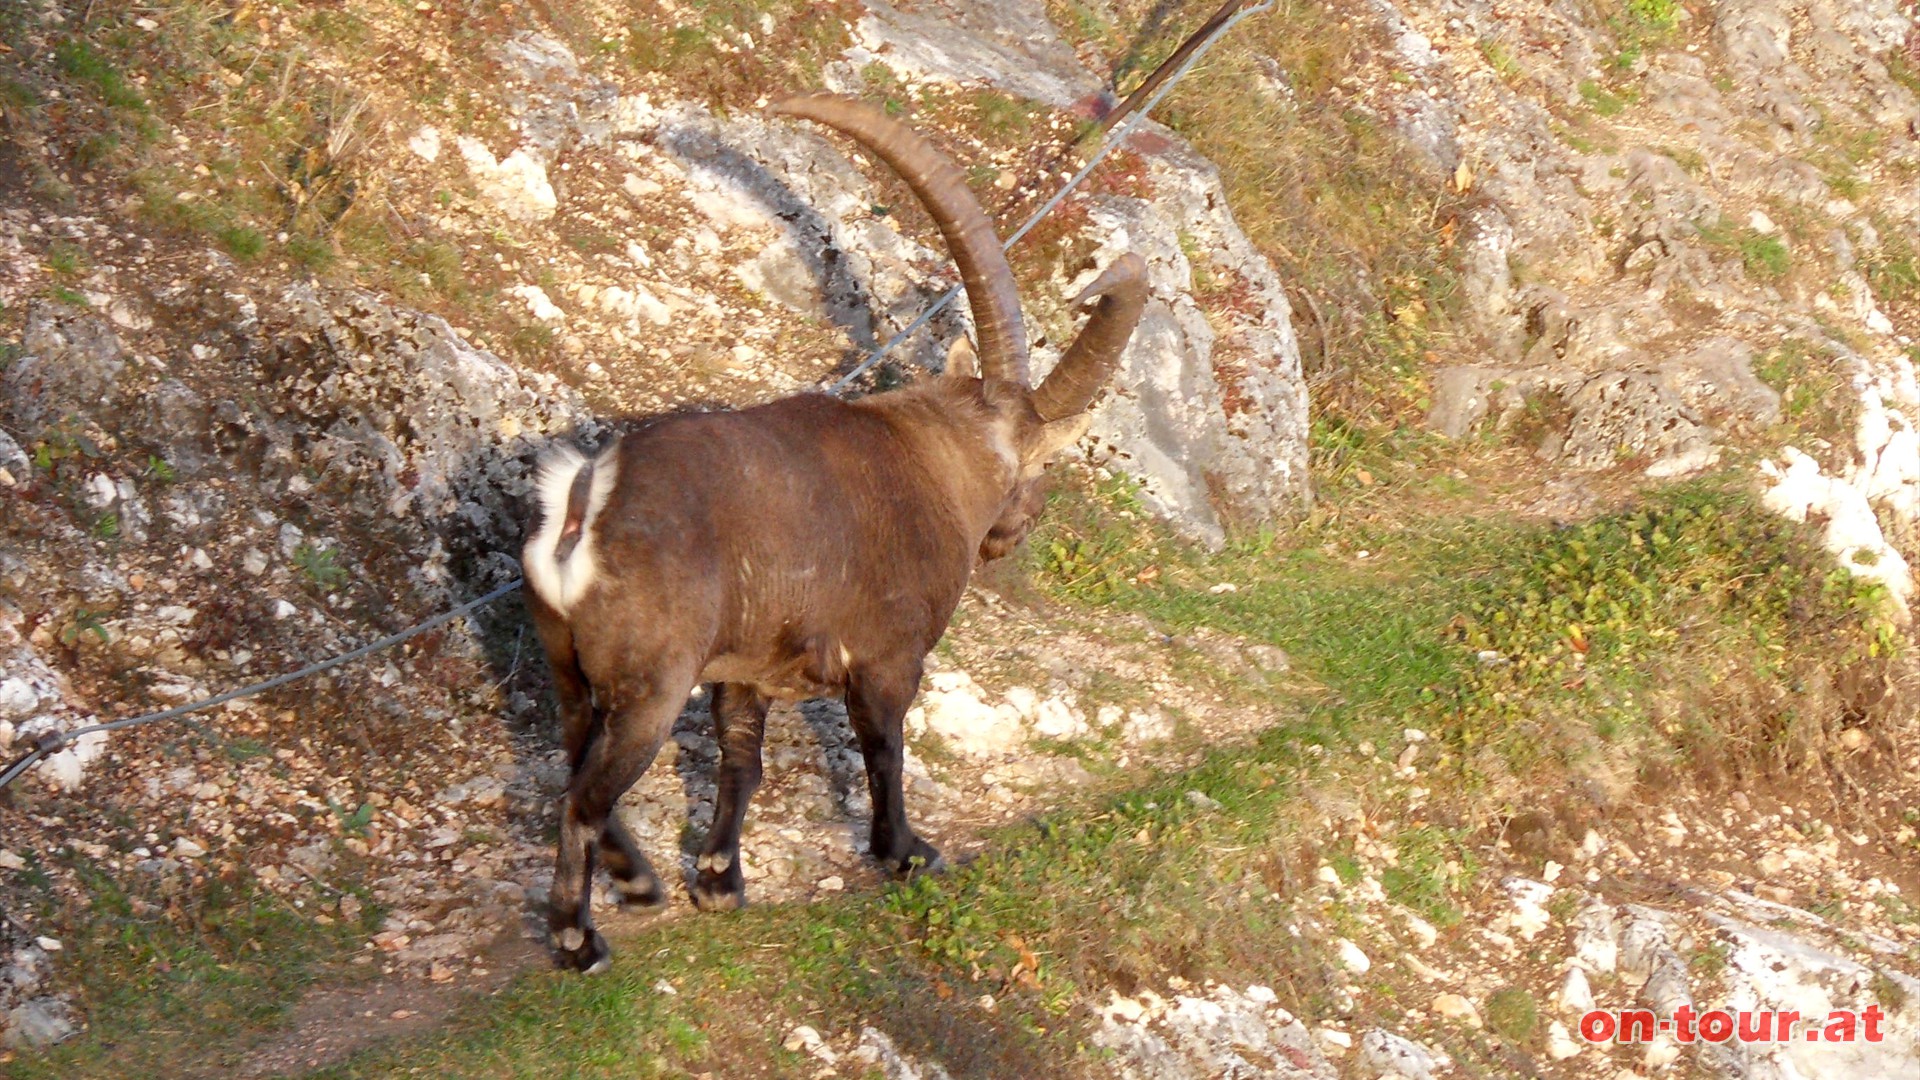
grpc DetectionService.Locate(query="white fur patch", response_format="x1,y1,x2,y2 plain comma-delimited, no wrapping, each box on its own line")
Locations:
986,413,1019,476
523,444,618,616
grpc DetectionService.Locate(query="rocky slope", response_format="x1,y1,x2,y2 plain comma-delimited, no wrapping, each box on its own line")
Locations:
1388,0,1920,609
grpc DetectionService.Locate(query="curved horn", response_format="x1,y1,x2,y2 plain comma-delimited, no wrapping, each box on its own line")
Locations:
1030,253,1148,421
769,94,1030,385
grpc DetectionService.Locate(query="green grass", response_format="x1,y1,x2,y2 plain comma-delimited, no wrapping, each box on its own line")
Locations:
54,39,148,114
969,88,1042,138
1658,145,1705,175
5,858,380,1080
621,0,859,107
1480,39,1520,79
1484,986,1540,1043
0,76,37,120
1380,827,1479,927
17,470,1903,1077
218,224,267,260
1626,0,1679,30
1864,221,1920,304
44,241,88,279
1579,79,1628,116
1696,216,1792,281
1033,472,1898,790
1890,51,1920,97
1754,338,1856,450
284,472,1897,1076
294,734,1343,1077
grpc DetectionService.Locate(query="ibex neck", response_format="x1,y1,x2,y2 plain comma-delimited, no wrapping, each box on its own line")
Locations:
853,382,1020,542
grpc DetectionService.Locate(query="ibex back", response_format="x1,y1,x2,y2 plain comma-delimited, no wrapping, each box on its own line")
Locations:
524,94,1147,973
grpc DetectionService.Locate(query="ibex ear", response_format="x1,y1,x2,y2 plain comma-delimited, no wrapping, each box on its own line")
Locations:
942,336,979,381
1023,411,1092,468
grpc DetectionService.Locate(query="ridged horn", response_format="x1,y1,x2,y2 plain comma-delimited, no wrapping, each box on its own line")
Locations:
1030,253,1149,421
770,94,1030,385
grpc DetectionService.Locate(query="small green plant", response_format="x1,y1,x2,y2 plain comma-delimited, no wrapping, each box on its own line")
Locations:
1876,894,1920,927
1807,894,1846,921
1864,224,1920,303
55,39,147,113
1825,163,1866,200
48,285,91,308
45,240,88,279
1754,338,1855,452
1578,80,1627,116
286,235,334,273
1033,475,1149,603
1626,0,1679,31
1479,39,1520,78
1871,971,1910,1012
1740,233,1791,279
1889,50,1920,96
507,323,556,361
1505,388,1574,451
1696,216,1790,280
0,76,37,123
143,455,176,484
1484,986,1540,1042
31,420,102,475
332,800,375,836
60,607,111,646
218,225,267,260
1658,145,1705,175
1825,567,1902,658
970,89,1040,139
1691,939,1731,978
292,543,348,590
91,512,120,540
1053,0,1114,44
1380,827,1476,927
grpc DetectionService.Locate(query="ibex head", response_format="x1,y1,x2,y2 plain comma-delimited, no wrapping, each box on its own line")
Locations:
770,95,1149,562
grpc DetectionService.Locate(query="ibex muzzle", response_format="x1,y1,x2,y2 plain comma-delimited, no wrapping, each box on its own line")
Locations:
524,94,1148,973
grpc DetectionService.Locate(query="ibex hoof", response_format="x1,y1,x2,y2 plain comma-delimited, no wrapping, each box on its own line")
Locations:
556,928,610,974
882,837,945,878
692,859,747,912
612,873,669,913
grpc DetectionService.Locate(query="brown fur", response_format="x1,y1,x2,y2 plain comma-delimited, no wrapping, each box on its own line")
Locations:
526,97,1147,973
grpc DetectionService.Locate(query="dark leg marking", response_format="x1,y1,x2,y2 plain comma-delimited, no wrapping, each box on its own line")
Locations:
601,816,668,912
548,668,689,973
846,662,942,876
692,682,769,912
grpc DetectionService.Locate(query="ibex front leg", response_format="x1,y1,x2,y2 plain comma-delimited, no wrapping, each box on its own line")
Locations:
549,668,688,973
691,682,769,911
846,663,942,875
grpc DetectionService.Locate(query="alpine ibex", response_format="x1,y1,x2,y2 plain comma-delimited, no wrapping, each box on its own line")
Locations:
524,94,1148,973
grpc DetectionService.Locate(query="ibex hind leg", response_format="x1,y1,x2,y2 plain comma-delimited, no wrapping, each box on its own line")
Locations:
601,815,669,912
692,682,770,911
534,612,669,913
548,666,691,973
846,662,943,876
